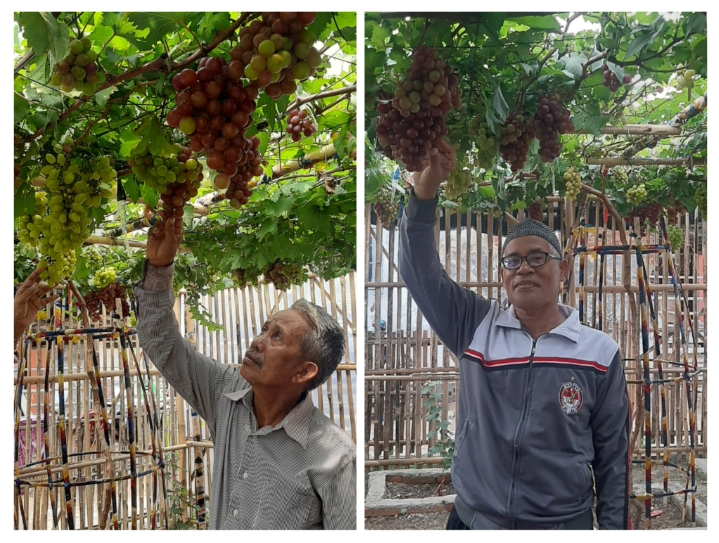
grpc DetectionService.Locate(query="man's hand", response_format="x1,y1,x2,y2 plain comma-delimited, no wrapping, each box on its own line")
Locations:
412,138,456,200
14,268,60,346
147,216,183,267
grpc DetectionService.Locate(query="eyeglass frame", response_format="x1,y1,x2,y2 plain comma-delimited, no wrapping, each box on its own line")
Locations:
500,251,562,271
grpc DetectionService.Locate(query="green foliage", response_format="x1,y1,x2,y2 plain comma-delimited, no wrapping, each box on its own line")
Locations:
365,12,706,219
422,381,454,472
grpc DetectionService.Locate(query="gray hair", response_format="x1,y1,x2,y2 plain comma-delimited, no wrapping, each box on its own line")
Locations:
290,299,345,391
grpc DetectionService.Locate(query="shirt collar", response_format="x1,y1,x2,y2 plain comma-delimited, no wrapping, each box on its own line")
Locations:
496,303,581,342
223,386,314,449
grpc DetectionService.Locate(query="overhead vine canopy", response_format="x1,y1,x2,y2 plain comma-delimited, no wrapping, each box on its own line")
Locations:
14,12,357,325
365,12,706,230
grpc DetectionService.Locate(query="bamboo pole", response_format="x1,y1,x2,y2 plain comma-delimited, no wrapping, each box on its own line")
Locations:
586,157,706,167
271,143,336,178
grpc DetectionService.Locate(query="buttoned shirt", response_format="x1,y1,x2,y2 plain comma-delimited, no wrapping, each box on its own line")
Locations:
133,261,356,530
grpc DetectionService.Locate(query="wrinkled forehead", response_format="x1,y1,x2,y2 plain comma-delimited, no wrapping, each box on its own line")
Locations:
503,235,554,256
268,309,311,333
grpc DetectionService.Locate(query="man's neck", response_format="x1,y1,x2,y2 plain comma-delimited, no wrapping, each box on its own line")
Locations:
513,303,566,340
252,387,305,429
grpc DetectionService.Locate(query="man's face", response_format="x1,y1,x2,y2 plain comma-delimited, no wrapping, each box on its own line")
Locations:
499,235,567,312
240,309,315,388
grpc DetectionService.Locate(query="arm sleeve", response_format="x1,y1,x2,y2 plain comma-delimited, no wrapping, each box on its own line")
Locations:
591,349,630,530
132,260,240,438
318,455,356,530
399,189,493,356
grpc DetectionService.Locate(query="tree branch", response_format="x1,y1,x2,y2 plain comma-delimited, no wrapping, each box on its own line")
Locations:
285,84,356,114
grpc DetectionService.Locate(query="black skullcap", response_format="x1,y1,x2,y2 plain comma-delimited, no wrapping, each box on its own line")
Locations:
504,218,562,256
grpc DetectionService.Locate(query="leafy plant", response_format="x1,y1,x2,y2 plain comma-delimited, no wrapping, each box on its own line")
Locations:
423,381,454,472
164,451,207,530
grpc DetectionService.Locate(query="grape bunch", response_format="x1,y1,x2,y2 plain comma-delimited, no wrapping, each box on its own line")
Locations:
234,268,257,289
695,184,707,221
84,283,130,322
676,69,696,92
232,12,320,96
533,94,574,163
216,136,261,207
612,168,628,184
374,186,399,226
602,64,632,92
93,267,117,289
563,167,582,201
498,112,536,172
626,183,648,206
167,56,264,184
286,108,317,142
158,152,205,220
528,200,542,221
666,197,688,225
49,37,104,96
627,202,663,232
16,155,116,287
14,161,21,193
666,224,684,251
468,117,499,170
375,46,461,172
263,260,306,291
444,160,473,201
129,143,202,193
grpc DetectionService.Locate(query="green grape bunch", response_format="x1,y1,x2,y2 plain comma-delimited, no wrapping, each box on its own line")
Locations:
129,143,201,193
666,224,684,252
49,36,105,96
93,267,117,289
695,184,707,221
16,154,116,288
563,167,582,201
676,69,696,92
468,117,499,170
374,186,399,226
444,159,473,201
626,183,648,206
612,168,628,184
264,261,306,291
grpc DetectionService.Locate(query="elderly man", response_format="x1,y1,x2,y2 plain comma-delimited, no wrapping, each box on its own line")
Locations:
399,140,629,530
133,216,356,530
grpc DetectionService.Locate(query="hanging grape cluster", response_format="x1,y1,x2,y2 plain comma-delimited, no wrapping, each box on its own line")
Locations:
444,160,473,201
676,69,696,92
627,202,663,232
158,151,205,220
468,117,499,170
129,142,203,194
602,64,632,92
528,200,543,221
167,55,263,195
533,94,574,163
223,137,261,208
695,184,707,221
232,12,319,96
612,168,628,184
666,197,688,225
92,267,117,289
374,186,399,226
499,112,536,172
375,46,462,172
563,167,582,201
50,37,105,95
263,260,306,291
16,155,115,287
626,183,648,206
84,283,130,322
666,224,684,251
286,108,317,142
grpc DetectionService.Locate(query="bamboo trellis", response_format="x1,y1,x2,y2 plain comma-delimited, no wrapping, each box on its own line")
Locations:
14,272,357,530
364,200,706,471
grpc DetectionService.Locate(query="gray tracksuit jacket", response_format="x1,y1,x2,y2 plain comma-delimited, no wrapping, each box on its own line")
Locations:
399,191,630,529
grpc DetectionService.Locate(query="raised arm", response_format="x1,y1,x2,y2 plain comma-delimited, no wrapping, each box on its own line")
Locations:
399,139,493,357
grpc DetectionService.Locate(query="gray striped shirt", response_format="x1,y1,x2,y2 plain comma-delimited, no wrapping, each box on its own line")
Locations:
133,261,356,530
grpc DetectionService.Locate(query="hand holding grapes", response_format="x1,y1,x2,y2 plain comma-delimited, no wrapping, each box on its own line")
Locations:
147,217,184,268
413,138,456,200
14,267,60,347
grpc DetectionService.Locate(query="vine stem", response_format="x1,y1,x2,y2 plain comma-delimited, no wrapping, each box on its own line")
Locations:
416,19,431,50
285,84,356,114
71,103,112,149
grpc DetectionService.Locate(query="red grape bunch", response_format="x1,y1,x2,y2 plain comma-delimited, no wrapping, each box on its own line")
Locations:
84,283,131,322
263,260,306,291
375,46,462,172
627,202,663,233
157,149,204,221
231,12,320,97
374,186,399,226
167,56,265,191
286,108,317,142
602,64,632,92
222,136,261,209
50,37,105,96
498,112,536,172
528,200,543,221
533,94,574,163
666,197,687,225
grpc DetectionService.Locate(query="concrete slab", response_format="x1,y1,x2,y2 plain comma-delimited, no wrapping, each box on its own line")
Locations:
365,468,455,518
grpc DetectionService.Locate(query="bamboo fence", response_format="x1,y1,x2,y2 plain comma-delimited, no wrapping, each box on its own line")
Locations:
14,272,357,530
364,200,707,468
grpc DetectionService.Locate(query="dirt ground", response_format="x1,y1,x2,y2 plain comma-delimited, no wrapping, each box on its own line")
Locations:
365,463,706,530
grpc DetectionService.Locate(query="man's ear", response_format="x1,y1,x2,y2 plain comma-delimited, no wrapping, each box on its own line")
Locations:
559,258,569,283
293,361,318,387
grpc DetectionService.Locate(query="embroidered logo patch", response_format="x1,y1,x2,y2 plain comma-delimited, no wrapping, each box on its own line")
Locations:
559,379,583,415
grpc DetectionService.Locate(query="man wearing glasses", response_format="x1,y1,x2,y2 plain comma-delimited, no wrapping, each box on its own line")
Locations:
399,140,629,530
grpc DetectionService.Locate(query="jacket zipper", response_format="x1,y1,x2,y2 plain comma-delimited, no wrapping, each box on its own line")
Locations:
506,336,538,520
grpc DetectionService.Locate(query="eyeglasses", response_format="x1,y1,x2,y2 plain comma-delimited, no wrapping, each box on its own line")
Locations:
501,252,561,270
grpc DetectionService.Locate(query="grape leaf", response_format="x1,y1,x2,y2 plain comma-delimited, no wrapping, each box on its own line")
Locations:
16,12,70,66
140,183,159,209
127,12,187,46
123,176,141,203
87,25,114,44
508,15,561,33
491,84,509,124
558,53,587,81
133,116,178,157
14,92,29,124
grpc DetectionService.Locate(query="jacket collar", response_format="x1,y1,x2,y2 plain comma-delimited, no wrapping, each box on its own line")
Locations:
496,303,581,343
223,386,313,449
